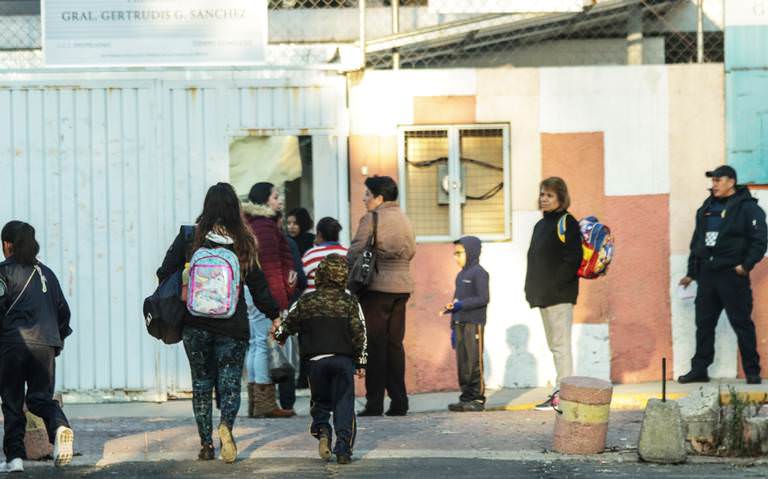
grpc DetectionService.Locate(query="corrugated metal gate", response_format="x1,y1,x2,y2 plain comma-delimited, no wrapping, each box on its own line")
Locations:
0,71,348,401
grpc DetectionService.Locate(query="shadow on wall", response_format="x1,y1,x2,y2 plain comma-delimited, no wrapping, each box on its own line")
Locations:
502,324,538,388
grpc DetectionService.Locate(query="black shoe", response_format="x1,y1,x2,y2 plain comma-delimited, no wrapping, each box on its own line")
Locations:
448,401,464,412
336,453,351,465
357,408,383,417
198,443,215,461
385,409,407,417
747,375,762,385
678,370,710,384
449,401,484,412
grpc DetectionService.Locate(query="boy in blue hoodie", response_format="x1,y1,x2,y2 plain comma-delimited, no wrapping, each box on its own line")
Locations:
443,236,490,412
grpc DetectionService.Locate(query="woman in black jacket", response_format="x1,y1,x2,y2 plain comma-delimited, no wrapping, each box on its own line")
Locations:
524,177,583,411
0,221,74,472
157,183,279,463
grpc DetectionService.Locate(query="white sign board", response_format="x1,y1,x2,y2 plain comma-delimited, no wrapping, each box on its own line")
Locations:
429,0,592,14
725,0,768,26
43,0,267,67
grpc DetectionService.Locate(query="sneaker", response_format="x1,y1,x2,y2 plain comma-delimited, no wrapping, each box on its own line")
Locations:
218,424,237,464
449,401,485,412
677,370,710,384
535,392,559,411
448,401,464,412
747,375,762,385
336,453,351,465
198,443,215,461
53,426,74,467
318,432,332,462
3,458,23,473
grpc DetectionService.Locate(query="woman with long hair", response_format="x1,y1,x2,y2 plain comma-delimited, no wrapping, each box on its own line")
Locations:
157,182,279,463
242,182,298,418
524,177,583,411
0,221,74,472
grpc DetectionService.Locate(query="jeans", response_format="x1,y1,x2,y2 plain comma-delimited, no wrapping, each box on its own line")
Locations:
246,291,272,384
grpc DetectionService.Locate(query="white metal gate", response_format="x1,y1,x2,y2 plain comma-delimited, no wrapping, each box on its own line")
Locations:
0,70,348,401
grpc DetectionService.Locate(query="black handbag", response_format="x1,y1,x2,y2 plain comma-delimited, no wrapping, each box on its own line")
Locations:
143,270,186,345
348,211,378,295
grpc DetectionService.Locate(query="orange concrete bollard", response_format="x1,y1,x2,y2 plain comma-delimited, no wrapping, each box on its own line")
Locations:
23,394,64,460
552,376,613,455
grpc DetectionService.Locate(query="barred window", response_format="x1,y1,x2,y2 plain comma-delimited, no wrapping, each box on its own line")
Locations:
398,125,509,241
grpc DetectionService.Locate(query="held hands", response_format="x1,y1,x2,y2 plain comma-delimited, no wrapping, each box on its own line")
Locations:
679,276,693,288
270,318,282,341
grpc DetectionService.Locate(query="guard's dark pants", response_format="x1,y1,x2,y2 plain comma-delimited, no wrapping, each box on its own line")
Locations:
359,292,410,414
455,322,486,403
691,268,761,377
309,355,357,455
0,343,70,461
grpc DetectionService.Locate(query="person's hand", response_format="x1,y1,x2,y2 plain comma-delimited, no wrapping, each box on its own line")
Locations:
438,303,454,316
288,270,298,287
356,368,366,378
735,265,749,277
270,318,281,336
679,276,693,288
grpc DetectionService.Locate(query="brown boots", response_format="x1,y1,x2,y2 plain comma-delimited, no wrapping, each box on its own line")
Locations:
247,383,294,418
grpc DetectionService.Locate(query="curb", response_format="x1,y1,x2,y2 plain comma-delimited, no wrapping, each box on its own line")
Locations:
487,392,687,412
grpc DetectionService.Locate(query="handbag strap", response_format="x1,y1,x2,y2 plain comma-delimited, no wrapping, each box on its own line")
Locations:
368,211,378,248
3,267,37,318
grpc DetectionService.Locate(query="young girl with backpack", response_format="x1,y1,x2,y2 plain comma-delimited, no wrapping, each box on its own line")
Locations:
157,183,279,463
0,221,74,472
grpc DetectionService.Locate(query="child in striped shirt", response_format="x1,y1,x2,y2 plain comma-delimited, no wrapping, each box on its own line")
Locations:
302,217,348,294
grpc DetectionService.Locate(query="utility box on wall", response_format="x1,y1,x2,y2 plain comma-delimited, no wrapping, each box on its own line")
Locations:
725,0,768,184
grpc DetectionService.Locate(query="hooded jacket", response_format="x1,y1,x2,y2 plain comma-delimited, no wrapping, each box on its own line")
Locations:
524,210,582,308
156,227,280,341
243,202,296,310
451,237,490,325
687,186,768,278
275,254,368,369
0,258,72,350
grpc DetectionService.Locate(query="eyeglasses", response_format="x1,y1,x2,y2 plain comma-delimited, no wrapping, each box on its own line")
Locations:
453,252,465,256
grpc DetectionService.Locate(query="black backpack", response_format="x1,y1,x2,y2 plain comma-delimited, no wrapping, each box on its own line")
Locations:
143,226,194,344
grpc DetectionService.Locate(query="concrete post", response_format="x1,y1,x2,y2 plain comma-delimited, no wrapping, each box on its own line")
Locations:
553,376,613,455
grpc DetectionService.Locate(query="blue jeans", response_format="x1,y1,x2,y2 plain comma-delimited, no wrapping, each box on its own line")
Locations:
246,293,272,384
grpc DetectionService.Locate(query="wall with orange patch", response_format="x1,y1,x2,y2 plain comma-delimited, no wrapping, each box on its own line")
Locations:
347,64,746,393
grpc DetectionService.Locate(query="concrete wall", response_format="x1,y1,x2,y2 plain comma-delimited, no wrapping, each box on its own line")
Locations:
348,64,735,393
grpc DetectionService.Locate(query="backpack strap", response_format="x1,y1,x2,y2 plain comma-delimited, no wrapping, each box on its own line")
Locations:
3,267,37,318
557,214,569,244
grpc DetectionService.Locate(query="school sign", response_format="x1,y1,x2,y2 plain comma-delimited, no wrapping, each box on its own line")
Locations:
42,0,267,67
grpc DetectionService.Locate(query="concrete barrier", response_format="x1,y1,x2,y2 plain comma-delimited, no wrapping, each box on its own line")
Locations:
552,376,613,455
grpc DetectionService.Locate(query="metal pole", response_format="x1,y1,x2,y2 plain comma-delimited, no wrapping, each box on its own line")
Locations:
696,0,705,63
359,0,367,70
392,0,400,69
662,357,667,402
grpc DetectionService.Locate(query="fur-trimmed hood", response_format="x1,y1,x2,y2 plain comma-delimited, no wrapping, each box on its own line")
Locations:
242,201,277,218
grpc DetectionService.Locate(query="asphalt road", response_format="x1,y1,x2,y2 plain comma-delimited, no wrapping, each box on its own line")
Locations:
17,458,768,478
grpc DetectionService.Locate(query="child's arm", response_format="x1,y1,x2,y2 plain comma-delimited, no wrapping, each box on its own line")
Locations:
274,301,300,343
349,301,368,371
452,269,490,312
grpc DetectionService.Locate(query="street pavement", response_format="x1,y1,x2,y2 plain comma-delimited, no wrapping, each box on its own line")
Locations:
5,383,768,477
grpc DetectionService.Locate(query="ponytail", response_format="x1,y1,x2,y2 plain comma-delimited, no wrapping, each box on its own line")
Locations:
1,221,40,265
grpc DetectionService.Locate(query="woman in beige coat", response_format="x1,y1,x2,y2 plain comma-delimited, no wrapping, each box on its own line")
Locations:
349,176,416,416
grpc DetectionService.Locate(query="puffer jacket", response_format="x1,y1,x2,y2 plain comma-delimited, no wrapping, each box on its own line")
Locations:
243,202,296,310
348,202,416,294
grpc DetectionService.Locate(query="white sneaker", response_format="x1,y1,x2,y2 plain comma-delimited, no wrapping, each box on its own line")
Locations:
3,458,23,473
53,426,74,467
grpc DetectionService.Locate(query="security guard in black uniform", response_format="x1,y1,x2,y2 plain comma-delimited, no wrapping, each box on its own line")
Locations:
679,165,768,384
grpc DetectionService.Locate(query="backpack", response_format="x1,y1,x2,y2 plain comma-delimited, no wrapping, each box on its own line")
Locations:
558,215,614,279
186,247,241,319
143,270,186,344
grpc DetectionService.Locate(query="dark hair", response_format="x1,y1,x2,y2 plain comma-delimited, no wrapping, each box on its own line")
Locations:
316,217,342,242
539,177,571,211
287,207,313,234
248,182,274,205
1,221,40,266
195,182,259,273
364,176,398,202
